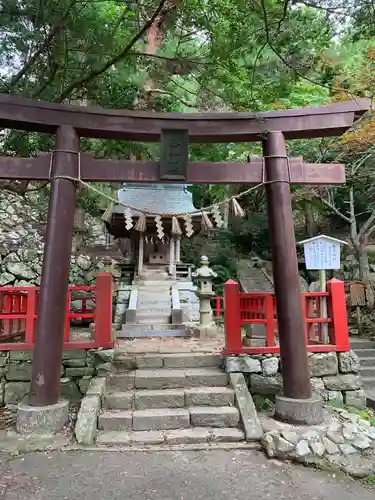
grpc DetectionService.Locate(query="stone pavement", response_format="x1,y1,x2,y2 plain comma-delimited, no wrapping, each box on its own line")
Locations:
0,449,373,499
115,336,224,353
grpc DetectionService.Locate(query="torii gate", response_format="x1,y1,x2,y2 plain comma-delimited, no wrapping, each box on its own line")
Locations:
0,95,369,425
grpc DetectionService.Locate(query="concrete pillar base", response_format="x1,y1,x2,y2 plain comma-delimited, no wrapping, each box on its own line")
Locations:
17,400,69,435
275,394,324,425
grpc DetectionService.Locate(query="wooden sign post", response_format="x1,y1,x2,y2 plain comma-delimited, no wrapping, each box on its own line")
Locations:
299,235,347,342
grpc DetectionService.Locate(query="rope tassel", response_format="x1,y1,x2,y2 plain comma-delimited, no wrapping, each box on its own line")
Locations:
230,198,245,218
201,211,213,232
171,216,182,236
134,212,147,232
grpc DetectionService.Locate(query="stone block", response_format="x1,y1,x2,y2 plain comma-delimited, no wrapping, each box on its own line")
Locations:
185,386,234,407
17,400,69,435
62,349,87,360
78,376,92,395
60,378,82,401
184,368,228,388
229,373,263,440
344,389,367,409
4,381,29,404
308,352,338,377
0,356,8,368
262,357,279,376
6,361,32,381
9,351,32,361
338,351,360,373
224,355,261,373
63,359,87,368
65,367,94,377
113,355,137,370
129,430,165,445
135,355,164,369
323,374,361,391
134,389,185,410
135,369,185,390
310,377,325,396
86,377,106,398
210,428,245,443
106,392,134,410
249,373,283,395
164,428,211,444
75,394,100,445
96,362,112,376
189,406,239,428
109,372,135,391
99,411,133,431
163,353,221,369
324,390,344,405
133,408,190,431
96,431,131,446
93,349,115,363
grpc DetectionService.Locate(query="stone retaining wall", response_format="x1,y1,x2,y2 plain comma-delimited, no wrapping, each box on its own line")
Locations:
224,350,366,408
0,349,111,406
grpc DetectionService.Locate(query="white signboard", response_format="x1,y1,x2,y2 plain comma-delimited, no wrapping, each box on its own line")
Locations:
300,236,346,270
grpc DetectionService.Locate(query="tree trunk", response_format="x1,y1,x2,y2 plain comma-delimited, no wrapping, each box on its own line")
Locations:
355,244,370,282
304,202,315,238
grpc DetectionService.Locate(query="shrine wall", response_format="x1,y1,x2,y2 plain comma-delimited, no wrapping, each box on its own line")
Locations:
0,348,112,407
224,351,366,409
0,192,112,287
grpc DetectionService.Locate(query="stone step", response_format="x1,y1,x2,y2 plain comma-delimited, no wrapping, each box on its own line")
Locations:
118,326,189,338
106,391,134,410
133,408,190,431
358,357,375,368
134,368,229,390
96,427,245,446
100,406,239,432
105,386,234,410
137,318,172,325
162,353,222,369
99,411,133,431
350,338,375,349
360,366,375,378
354,349,375,359
189,406,239,428
115,352,221,370
137,307,172,314
361,376,375,390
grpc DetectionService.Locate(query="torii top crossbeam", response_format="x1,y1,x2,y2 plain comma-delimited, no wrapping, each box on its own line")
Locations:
0,93,370,142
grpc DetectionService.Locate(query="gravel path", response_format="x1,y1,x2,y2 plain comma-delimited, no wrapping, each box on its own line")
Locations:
0,449,373,499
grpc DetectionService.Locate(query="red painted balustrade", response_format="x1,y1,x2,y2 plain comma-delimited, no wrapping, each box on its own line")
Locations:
0,272,113,350
221,278,350,355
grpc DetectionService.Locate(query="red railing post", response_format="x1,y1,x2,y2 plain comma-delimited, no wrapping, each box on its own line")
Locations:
265,294,276,347
327,278,349,351
216,297,221,319
25,288,36,344
224,279,242,353
95,272,113,345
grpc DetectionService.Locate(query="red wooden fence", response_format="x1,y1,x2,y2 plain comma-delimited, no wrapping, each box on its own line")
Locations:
223,278,350,355
0,272,113,350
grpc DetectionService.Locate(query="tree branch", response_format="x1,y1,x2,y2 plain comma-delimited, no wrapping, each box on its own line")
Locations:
4,0,77,91
314,191,352,224
54,0,168,103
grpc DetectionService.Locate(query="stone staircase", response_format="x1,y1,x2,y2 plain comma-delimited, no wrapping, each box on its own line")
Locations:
120,264,189,338
351,337,375,406
96,352,245,446
137,280,172,326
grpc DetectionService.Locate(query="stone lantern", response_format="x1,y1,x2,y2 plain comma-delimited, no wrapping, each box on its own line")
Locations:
192,256,218,338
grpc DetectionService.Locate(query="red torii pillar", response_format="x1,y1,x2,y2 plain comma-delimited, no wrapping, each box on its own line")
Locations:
263,131,322,424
